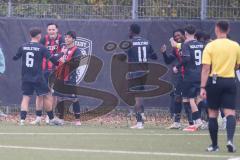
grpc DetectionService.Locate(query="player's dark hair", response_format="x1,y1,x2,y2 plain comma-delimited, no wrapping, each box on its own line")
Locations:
203,32,211,41
184,25,196,35
173,28,184,37
66,31,76,39
216,21,229,33
29,27,42,38
130,23,141,34
47,22,58,28
194,30,205,41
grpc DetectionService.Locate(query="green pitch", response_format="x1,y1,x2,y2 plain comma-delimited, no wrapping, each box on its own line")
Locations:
0,122,239,160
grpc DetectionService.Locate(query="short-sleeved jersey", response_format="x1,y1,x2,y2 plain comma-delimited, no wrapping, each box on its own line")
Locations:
202,38,240,78
127,36,157,72
14,42,53,83
40,34,64,71
127,36,157,63
181,40,204,82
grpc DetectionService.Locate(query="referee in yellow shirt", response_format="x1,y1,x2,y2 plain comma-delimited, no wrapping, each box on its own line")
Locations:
201,21,240,152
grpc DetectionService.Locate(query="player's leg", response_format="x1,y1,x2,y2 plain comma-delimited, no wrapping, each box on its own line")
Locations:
43,93,63,125
221,78,237,152
206,108,220,152
30,96,43,125
20,95,31,125
128,71,145,129
181,81,194,131
167,77,183,129
219,108,226,130
195,96,208,129
20,82,34,125
183,83,203,131
205,79,221,152
36,82,63,125
43,71,52,124
55,95,65,120
167,94,182,129
72,98,81,126
131,97,144,129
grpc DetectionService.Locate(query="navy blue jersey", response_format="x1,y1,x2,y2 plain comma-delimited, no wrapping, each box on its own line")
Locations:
14,42,57,83
181,40,204,82
127,36,157,63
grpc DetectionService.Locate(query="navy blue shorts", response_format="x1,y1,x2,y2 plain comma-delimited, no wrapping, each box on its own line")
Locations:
174,75,183,96
127,71,146,91
22,81,49,96
182,81,200,98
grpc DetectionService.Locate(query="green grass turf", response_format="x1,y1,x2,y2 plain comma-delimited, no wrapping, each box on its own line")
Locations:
0,122,239,160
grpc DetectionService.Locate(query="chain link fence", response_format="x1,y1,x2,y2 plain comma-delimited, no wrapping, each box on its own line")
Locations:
0,0,240,20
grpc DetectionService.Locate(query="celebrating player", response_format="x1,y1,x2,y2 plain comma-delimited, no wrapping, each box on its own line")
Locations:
127,24,158,129
174,25,204,132
160,29,193,129
31,23,64,125
13,27,63,126
54,31,82,126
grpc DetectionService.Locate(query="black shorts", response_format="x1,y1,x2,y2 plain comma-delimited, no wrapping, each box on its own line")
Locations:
52,80,78,99
174,75,183,96
206,78,237,110
22,81,49,96
182,81,200,98
127,71,146,91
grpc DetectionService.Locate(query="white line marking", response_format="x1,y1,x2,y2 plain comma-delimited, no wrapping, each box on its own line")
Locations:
0,145,237,159
0,132,239,136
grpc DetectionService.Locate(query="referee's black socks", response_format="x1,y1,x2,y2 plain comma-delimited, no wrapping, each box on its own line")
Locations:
208,118,218,147
226,115,236,142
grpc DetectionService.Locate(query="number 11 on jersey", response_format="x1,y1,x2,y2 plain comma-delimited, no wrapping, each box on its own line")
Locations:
138,46,147,62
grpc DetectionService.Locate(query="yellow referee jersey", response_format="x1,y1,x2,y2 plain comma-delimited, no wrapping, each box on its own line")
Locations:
202,38,240,78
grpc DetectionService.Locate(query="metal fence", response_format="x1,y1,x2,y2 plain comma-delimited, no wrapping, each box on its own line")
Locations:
0,0,240,20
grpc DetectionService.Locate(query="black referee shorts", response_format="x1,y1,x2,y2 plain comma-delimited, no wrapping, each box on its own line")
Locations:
206,78,237,110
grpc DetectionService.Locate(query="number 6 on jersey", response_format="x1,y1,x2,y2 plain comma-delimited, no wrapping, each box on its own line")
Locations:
26,52,34,67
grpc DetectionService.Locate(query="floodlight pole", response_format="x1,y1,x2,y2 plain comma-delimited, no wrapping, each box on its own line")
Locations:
132,0,138,19
201,0,207,20
7,0,12,17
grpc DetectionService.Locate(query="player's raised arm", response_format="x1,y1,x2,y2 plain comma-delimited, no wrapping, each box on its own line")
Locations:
160,44,176,64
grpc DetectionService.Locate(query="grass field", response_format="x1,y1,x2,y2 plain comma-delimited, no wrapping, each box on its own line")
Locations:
0,122,239,160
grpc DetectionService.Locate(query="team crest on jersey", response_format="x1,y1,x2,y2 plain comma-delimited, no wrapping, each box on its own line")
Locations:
74,37,92,84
